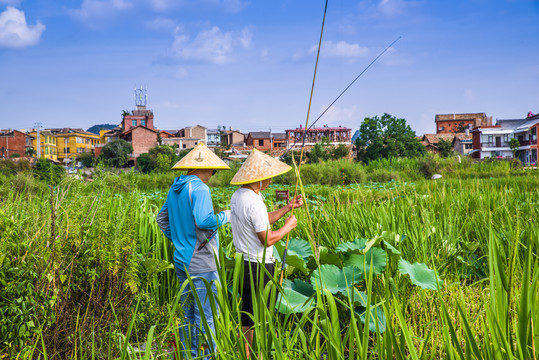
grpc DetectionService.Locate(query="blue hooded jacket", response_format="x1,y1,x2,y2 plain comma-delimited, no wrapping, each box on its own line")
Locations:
157,175,229,273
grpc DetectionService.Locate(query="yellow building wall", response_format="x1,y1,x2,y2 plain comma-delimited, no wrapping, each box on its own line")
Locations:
28,131,58,161
56,133,100,161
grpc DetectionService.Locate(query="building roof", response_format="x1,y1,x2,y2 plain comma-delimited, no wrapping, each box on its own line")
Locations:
248,132,271,138
272,133,287,140
454,134,472,141
422,133,455,145
496,116,539,132
286,125,351,132
435,113,487,122
121,125,157,136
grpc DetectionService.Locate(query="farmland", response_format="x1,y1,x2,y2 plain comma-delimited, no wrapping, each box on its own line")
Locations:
0,160,538,359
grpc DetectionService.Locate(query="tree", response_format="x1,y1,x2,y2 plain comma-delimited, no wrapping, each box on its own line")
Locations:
355,113,425,163
99,139,133,167
136,153,152,173
437,139,453,157
25,148,36,157
509,138,520,159
307,143,328,163
79,153,95,167
330,144,349,160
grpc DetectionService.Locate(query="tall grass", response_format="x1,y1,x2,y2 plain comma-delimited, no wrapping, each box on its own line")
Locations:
0,169,538,358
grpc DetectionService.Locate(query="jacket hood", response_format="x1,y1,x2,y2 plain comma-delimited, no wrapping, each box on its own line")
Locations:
172,175,199,193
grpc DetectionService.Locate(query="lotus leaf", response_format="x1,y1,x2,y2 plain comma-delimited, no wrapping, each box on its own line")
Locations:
274,238,313,274
309,246,341,268
382,240,401,255
354,306,386,332
335,238,367,254
344,247,387,276
398,258,443,290
276,279,316,315
310,264,362,295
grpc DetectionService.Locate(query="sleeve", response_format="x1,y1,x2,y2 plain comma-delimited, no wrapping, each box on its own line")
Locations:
156,201,171,240
191,186,229,230
250,198,270,233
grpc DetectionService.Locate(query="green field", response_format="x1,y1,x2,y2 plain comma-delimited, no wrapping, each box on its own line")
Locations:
1,162,538,359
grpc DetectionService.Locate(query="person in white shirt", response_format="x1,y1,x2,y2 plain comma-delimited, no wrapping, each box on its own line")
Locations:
229,148,303,358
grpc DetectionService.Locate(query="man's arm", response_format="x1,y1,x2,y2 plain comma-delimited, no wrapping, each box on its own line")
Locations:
156,202,171,240
256,215,297,246
267,195,303,224
192,186,230,230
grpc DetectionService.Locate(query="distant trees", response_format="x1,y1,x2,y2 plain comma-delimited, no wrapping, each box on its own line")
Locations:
136,145,181,173
437,139,454,158
355,113,425,163
99,139,133,167
509,138,520,159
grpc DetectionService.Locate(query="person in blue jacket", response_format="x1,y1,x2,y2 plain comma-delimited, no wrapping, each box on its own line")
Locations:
157,142,230,359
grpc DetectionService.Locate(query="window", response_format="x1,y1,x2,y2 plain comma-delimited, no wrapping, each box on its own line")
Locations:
503,134,509,143
66,148,70,154
141,120,146,126
488,135,493,144
258,139,264,146
132,120,137,127
183,144,186,148
465,144,472,149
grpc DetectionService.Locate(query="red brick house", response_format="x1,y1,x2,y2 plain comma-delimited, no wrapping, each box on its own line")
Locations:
245,132,287,151
435,113,492,134
120,126,158,158
0,129,34,158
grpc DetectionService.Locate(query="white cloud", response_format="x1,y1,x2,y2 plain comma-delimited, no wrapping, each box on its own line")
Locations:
0,6,45,48
0,0,22,5
69,0,132,25
171,26,253,64
318,105,359,126
309,40,369,59
378,0,407,17
357,0,420,19
145,17,175,30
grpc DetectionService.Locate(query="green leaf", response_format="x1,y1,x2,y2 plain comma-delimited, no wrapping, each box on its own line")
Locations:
398,258,443,290
382,240,401,255
344,247,387,276
335,238,367,254
276,279,316,315
355,305,386,333
310,264,362,295
311,246,342,268
141,258,174,275
274,238,313,274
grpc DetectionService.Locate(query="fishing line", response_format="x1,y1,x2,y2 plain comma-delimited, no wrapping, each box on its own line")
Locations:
279,0,328,286
283,35,402,155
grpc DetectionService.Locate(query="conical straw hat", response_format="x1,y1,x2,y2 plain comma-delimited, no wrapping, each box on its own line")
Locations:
171,142,230,170
230,148,291,185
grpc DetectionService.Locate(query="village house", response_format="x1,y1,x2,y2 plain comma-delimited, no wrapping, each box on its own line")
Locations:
160,125,207,150
472,113,538,164
245,132,288,151
0,129,34,158
27,129,58,161
285,125,352,149
49,128,100,163
222,130,245,147
435,113,492,134
420,133,456,154
452,133,473,155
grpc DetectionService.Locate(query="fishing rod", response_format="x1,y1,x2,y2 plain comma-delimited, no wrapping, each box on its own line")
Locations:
283,35,402,155
279,0,328,286
279,35,403,285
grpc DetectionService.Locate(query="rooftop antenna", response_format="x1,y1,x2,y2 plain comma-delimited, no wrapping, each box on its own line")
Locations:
134,85,147,107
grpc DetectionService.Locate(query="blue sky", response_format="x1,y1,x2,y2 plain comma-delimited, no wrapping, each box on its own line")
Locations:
1,0,538,135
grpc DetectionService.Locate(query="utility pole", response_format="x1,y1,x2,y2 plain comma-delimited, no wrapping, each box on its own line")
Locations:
35,122,42,158
269,127,273,153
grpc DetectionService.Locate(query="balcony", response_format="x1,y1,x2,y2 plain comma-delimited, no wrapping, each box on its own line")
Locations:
481,142,510,148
